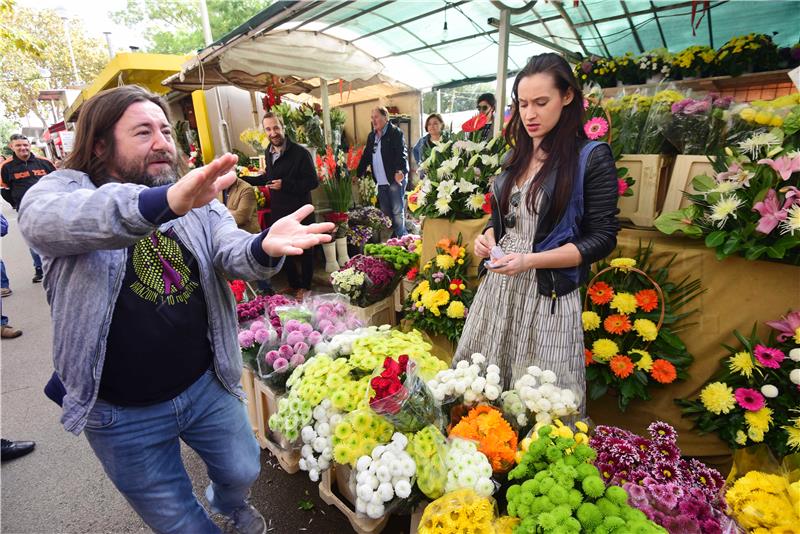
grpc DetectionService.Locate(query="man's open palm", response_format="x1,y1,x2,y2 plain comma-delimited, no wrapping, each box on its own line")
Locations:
167,153,238,215
263,205,334,256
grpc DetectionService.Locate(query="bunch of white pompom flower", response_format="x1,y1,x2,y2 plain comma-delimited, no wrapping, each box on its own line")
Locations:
513,366,578,425
354,433,416,519
443,438,494,497
298,399,342,482
426,353,502,404
500,389,528,427
314,325,391,358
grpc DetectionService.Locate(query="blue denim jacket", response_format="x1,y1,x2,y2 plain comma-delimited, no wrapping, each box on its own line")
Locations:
18,170,283,435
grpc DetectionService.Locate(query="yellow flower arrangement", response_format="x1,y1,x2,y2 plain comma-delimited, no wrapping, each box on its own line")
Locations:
630,349,653,371
726,471,800,530
745,406,773,433
446,300,466,319
591,339,619,362
609,257,636,271
435,254,455,270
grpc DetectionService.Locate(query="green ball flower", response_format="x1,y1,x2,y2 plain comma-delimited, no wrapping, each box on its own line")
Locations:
595,497,620,518
604,485,628,506
567,488,583,511
548,485,570,505
537,512,557,530
576,463,598,481
582,475,606,499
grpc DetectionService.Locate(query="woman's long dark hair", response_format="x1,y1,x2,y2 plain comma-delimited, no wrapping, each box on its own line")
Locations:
501,53,586,221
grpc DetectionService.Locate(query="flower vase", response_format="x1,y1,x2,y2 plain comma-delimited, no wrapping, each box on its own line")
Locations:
335,237,350,265
323,242,339,273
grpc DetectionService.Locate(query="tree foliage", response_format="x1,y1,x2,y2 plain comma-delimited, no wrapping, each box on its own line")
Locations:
110,0,271,55
0,3,108,127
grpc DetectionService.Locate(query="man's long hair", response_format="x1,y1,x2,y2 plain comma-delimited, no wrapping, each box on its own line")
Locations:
64,85,185,186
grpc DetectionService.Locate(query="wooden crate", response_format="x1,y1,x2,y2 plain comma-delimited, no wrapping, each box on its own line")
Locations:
241,366,258,434
393,278,415,313
408,501,428,534
319,465,389,534
253,379,301,474
353,295,396,327
661,155,716,214
617,154,673,227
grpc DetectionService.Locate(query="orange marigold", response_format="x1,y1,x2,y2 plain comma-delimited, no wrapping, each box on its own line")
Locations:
651,359,677,384
604,314,632,335
609,355,635,378
449,405,518,473
635,289,659,313
588,281,615,305
585,348,594,366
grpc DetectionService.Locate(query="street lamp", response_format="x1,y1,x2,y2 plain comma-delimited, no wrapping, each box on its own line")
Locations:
60,15,81,85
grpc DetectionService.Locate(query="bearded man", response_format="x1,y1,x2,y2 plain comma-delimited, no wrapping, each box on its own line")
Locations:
18,85,333,534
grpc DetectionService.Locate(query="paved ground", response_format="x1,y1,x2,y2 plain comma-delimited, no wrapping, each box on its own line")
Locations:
0,205,409,534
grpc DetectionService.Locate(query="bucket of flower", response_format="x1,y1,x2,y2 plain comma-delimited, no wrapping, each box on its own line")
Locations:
331,255,400,326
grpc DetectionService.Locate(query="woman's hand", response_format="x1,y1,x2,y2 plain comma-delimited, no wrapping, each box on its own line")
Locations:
487,252,534,276
474,229,495,259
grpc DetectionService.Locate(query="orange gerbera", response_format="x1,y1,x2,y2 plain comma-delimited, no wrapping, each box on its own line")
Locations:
650,359,677,384
604,314,632,335
585,349,594,366
635,289,659,313
588,281,615,305
609,355,634,378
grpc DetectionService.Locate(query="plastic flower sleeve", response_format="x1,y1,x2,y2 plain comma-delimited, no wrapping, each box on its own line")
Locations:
304,292,364,339
297,399,341,482
255,325,304,390
350,432,420,520
368,357,445,433
407,425,449,500
418,489,508,534
511,365,582,425
426,352,500,407
442,437,498,497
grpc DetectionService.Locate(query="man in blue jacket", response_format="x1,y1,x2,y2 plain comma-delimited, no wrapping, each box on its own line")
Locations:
18,85,333,534
356,107,409,237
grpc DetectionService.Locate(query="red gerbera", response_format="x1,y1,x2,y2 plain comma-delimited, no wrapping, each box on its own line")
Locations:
650,359,677,384
588,281,615,305
635,289,659,313
449,278,465,296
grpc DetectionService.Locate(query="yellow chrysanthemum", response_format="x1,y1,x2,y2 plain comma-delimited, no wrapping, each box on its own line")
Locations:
609,257,637,271
747,426,765,442
610,292,638,314
582,311,601,331
421,289,450,311
784,416,800,450
794,327,800,345
435,254,455,270
446,301,466,319
744,407,773,433
630,349,653,371
591,338,619,362
633,318,658,341
700,382,736,415
735,430,748,445
411,280,430,301
728,351,755,378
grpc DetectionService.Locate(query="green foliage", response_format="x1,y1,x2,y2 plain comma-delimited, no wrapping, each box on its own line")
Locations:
110,0,271,54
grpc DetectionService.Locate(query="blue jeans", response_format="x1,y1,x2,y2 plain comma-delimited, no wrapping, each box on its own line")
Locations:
30,248,42,271
377,179,407,237
84,369,260,534
1,260,8,289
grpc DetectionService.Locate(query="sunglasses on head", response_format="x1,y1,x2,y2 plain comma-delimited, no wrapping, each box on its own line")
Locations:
504,191,521,229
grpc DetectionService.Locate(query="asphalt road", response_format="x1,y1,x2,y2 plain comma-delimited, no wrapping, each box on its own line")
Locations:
0,205,409,534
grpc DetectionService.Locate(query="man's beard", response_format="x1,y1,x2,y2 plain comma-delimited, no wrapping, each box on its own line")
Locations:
270,134,285,147
112,150,178,187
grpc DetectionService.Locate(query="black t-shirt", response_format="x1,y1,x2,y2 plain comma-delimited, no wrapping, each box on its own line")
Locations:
99,228,214,406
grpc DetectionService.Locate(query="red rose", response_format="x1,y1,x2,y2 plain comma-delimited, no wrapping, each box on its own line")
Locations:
398,355,409,373
383,357,401,378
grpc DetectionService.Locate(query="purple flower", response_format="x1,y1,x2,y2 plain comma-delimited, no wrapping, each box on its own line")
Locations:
299,322,313,336
318,319,333,332
265,350,279,366
273,357,289,373
286,330,305,346
678,497,704,518
249,320,265,332
308,331,323,346
648,421,677,444
322,325,337,337
278,344,294,359
284,319,302,333
651,483,682,510
432,271,446,283
596,462,616,482
664,515,701,534
624,482,649,507
652,461,681,484
701,518,722,534
649,442,681,464
289,353,305,368
628,469,650,486
683,99,710,115
254,328,270,345
687,459,724,496
346,317,363,330
609,441,640,467
238,330,255,349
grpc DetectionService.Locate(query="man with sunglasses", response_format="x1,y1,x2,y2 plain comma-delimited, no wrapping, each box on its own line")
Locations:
476,93,496,141
356,107,409,237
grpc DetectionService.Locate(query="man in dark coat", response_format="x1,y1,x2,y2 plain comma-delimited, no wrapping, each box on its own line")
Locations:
356,107,409,237
250,112,319,295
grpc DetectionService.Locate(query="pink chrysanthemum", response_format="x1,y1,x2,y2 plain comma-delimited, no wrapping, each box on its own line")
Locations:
648,421,678,444
753,344,785,369
617,177,629,196
584,117,609,140
734,387,766,411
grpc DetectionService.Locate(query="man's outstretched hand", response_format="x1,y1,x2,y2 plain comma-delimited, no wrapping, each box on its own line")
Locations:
262,205,334,257
166,153,238,216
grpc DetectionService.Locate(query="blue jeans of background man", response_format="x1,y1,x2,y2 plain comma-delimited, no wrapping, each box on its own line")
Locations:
377,179,408,237
1,260,8,289
84,369,260,534
30,248,42,272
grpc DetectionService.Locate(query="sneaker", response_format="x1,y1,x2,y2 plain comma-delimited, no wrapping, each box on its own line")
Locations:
0,288,11,297
223,502,266,534
1,325,22,339
32,270,43,284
